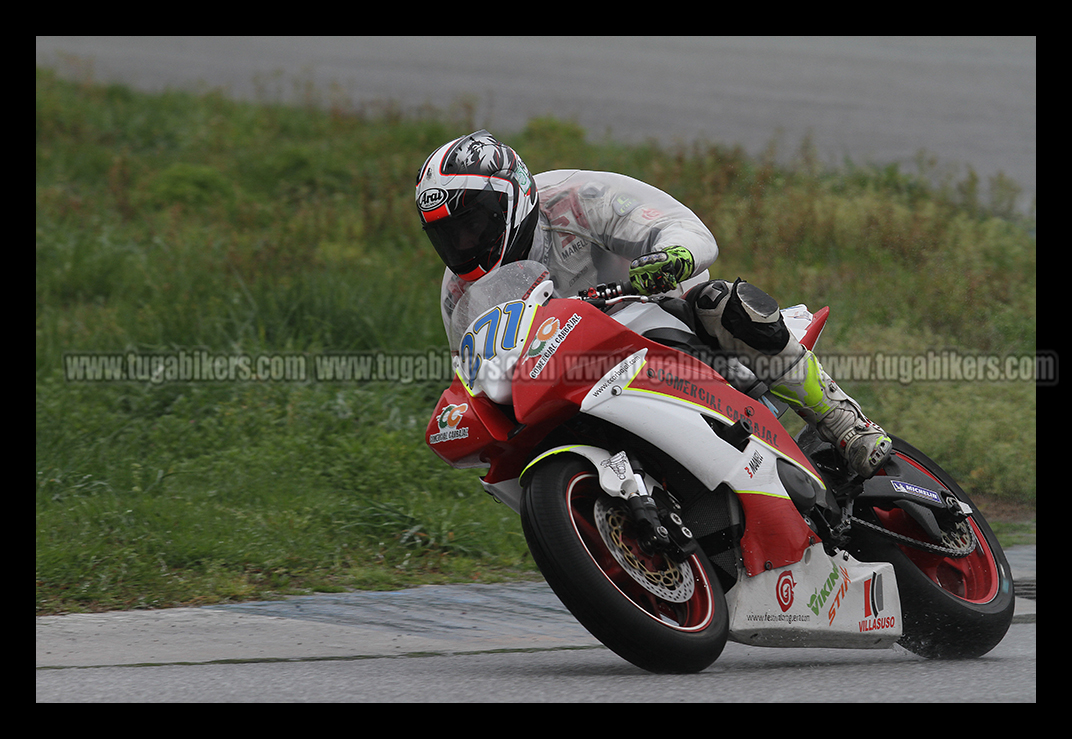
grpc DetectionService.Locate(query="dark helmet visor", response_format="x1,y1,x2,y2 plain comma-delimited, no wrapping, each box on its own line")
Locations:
423,189,506,276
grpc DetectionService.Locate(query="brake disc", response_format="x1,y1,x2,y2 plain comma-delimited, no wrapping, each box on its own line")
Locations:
594,496,695,603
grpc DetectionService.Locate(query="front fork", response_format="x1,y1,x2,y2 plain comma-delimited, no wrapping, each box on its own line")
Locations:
521,444,699,562
611,452,699,563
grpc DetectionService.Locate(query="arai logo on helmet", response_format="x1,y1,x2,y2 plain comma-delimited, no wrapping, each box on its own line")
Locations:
418,187,448,212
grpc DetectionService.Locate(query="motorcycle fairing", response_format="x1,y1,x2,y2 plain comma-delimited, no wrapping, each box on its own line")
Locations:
513,300,825,576
426,377,575,484
515,300,825,484
727,543,902,649
431,289,832,577
426,377,515,470
512,299,647,428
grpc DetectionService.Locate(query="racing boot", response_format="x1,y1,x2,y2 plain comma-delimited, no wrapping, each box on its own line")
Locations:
771,349,893,478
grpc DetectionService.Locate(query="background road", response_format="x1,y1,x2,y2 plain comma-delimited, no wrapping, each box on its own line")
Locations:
35,36,1036,212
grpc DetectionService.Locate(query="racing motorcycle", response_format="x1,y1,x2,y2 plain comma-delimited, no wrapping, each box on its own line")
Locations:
425,260,1014,673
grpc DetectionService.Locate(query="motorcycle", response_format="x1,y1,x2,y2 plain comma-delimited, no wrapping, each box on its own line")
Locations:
425,260,1015,673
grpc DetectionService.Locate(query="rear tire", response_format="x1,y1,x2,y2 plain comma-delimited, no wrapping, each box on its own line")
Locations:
521,455,728,673
849,437,1015,659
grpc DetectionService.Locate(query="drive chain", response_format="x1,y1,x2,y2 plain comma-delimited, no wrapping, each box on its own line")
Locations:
849,514,977,558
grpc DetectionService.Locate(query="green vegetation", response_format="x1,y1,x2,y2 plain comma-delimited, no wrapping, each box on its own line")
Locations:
36,68,1036,614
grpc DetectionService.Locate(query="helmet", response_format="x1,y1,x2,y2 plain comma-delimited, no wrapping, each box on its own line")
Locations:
416,130,539,282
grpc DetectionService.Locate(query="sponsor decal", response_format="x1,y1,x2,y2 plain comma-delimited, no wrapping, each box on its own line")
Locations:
859,572,897,632
644,365,781,448
776,570,795,612
417,187,448,212
859,615,897,632
560,240,587,260
745,450,764,479
743,611,811,624
600,452,630,481
825,565,852,626
514,159,532,193
528,313,582,379
890,480,944,504
611,194,640,215
527,317,561,357
520,272,550,300
429,403,469,444
589,351,646,401
808,560,852,625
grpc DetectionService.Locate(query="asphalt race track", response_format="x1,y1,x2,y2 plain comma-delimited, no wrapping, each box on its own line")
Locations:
36,547,1035,702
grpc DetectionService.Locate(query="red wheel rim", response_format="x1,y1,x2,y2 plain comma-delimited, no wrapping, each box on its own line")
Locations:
871,452,1000,604
565,471,717,631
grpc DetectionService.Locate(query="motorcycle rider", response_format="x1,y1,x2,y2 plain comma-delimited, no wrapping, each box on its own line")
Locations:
415,130,892,479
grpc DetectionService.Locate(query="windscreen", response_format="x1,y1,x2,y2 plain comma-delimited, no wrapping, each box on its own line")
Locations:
448,260,553,352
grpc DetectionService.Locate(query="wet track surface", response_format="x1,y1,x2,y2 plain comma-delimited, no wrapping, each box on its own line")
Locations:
37,546,1034,701
36,546,1033,668
36,625,1036,702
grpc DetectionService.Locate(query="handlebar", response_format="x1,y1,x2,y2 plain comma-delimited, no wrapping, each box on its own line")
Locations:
574,281,650,309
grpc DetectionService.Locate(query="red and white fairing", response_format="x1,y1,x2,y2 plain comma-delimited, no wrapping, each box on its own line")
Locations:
426,261,901,649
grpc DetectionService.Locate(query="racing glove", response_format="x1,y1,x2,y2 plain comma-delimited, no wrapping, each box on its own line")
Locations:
629,246,696,295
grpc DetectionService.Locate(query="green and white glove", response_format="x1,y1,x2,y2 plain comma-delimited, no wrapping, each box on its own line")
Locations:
629,246,695,295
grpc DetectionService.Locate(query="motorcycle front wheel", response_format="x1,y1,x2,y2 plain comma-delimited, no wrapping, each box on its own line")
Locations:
521,456,728,673
849,436,1015,659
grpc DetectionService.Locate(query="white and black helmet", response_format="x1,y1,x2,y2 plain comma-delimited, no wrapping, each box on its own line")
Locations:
415,130,539,282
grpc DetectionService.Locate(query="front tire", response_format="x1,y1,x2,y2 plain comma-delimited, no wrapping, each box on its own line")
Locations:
521,456,728,673
849,437,1015,659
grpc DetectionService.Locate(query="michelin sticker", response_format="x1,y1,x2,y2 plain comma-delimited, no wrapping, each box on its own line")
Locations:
890,480,944,504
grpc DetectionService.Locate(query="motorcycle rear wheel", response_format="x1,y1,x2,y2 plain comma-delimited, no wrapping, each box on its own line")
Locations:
849,437,1015,659
521,456,728,673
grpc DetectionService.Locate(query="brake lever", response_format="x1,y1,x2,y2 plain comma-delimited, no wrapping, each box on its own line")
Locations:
574,281,648,309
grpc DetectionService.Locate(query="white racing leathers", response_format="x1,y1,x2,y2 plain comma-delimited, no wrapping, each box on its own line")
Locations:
440,169,719,335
